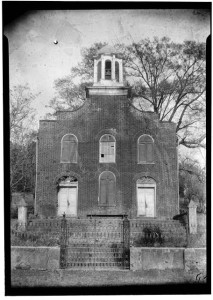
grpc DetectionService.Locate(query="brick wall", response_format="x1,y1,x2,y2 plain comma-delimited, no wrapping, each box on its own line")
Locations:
36,94,179,218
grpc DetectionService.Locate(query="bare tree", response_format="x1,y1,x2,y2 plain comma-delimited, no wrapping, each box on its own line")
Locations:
46,38,206,149
122,37,206,148
10,85,37,193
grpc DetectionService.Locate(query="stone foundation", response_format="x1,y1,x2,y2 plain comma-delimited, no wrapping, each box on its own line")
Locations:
130,247,206,272
11,246,60,270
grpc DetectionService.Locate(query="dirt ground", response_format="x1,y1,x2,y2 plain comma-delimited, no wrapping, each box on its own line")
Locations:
11,268,207,287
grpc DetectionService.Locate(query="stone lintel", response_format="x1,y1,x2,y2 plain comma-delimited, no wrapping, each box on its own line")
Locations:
87,86,129,96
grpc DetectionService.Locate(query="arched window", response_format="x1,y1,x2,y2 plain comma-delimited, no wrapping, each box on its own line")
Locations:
97,61,101,82
100,134,115,163
99,171,116,206
105,60,111,80
115,61,119,82
138,135,154,163
61,134,78,163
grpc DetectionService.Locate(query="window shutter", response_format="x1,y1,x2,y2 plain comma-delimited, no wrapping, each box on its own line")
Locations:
100,179,107,204
108,178,115,206
108,142,115,162
100,135,115,163
69,142,77,162
139,143,146,162
146,143,153,162
62,141,71,162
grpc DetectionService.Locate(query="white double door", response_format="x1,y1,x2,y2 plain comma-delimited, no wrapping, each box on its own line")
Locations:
137,187,155,217
58,187,77,216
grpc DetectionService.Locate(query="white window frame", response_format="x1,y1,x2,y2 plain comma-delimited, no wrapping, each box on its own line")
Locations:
60,133,78,163
99,134,116,163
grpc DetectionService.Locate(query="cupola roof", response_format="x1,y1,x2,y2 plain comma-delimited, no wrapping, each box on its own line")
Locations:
97,44,117,55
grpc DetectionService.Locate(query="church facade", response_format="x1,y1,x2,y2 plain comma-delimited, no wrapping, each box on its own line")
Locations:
35,45,179,220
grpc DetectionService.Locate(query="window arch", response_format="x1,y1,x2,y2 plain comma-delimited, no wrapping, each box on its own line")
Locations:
61,134,78,163
138,135,154,163
105,60,111,80
99,171,116,206
99,134,116,163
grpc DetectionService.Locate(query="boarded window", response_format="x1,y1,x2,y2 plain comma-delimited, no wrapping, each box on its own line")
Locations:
61,134,78,163
99,171,116,206
138,135,154,163
100,134,115,163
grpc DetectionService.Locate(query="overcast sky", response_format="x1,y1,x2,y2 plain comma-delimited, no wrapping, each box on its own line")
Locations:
5,9,209,165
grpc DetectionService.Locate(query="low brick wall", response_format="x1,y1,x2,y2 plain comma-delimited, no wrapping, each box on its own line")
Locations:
130,247,206,272
11,246,60,270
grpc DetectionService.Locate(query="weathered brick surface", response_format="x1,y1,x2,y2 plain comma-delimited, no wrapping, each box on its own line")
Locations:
36,94,179,218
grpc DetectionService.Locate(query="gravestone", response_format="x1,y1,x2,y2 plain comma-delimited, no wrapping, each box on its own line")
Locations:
188,200,197,234
17,198,27,230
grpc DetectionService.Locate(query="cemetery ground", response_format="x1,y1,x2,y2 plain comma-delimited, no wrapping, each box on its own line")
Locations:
11,268,207,287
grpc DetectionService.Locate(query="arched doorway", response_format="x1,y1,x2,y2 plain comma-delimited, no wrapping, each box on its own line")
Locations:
136,177,156,217
57,176,78,216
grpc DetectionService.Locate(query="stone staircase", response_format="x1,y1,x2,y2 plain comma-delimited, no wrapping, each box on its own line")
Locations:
65,243,125,269
63,218,128,269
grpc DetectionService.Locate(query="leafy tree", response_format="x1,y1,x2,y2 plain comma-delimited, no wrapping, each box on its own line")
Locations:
179,156,206,213
10,85,37,194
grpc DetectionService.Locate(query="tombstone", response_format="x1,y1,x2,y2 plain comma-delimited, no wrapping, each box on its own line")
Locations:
188,200,197,234
17,198,28,230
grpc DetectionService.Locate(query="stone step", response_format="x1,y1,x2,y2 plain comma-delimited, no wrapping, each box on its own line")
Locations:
66,262,125,269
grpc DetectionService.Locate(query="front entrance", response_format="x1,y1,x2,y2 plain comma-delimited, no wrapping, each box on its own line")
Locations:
58,176,78,216
137,177,156,217
60,217,130,270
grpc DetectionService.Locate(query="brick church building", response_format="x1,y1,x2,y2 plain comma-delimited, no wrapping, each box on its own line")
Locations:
35,45,179,220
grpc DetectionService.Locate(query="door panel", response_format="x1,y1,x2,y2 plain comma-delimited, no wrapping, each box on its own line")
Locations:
145,188,155,217
58,187,77,216
137,187,155,217
58,188,68,215
67,187,77,216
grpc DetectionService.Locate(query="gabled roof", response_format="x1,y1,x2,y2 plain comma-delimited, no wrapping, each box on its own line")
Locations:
97,44,117,55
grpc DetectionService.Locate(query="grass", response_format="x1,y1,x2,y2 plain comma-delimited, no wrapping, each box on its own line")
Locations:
11,269,207,287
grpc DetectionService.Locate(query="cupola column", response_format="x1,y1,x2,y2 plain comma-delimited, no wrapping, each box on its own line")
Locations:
94,59,98,83
111,55,115,81
101,55,105,80
119,61,123,84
